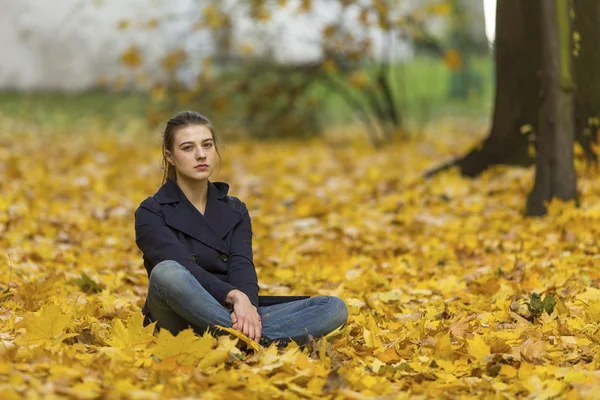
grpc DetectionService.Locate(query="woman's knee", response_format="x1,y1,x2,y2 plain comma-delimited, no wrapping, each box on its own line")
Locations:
325,296,349,329
149,260,189,290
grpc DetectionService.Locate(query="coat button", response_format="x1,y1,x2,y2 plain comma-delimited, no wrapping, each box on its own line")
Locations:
220,254,229,262
191,254,199,262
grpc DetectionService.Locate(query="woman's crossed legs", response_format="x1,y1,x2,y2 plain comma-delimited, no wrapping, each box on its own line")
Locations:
145,260,348,347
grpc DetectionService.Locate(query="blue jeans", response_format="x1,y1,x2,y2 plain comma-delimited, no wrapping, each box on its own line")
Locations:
146,260,348,346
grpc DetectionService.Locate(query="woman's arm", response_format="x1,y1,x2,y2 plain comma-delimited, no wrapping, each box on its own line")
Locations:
135,199,237,306
227,202,260,307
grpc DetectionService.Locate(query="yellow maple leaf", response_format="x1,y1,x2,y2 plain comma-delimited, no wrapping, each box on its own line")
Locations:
448,316,473,339
215,325,261,351
520,338,546,363
374,346,401,363
363,314,383,348
106,312,155,350
215,334,242,355
434,333,455,360
586,300,600,321
59,381,102,400
466,334,490,360
152,328,215,366
500,364,518,378
577,287,600,303
196,349,230,369
17,304,77,346
522,375,566,400
0,388,21,400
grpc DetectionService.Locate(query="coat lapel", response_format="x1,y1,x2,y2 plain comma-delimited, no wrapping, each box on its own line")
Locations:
154,179,244,252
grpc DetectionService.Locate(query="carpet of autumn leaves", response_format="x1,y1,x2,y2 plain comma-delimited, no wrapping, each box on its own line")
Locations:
1,118,600,400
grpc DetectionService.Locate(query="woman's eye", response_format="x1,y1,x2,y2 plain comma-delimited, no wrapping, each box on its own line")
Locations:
183,146,193,151
203,143,213,148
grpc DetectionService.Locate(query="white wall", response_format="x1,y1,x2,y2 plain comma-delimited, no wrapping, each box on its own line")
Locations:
0,0,207,90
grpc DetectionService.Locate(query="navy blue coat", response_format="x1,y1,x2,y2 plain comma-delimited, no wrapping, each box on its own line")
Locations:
135,178,308,320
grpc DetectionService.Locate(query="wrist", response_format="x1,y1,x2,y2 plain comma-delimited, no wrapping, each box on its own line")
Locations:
226,289,245,304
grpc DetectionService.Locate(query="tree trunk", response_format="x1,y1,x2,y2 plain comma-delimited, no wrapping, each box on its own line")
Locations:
573,0,600,163
526,0,577,216
426,0,542,178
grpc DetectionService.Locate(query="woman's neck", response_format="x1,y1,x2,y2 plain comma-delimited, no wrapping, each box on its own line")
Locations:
175,175,209,208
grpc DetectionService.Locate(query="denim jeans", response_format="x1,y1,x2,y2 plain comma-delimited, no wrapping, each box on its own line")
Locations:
146,260,349,346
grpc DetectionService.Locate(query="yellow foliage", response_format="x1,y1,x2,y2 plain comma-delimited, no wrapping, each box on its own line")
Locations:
15,304,77,346
239,43,255,55
321,59,337,73
106,312,155,350
117,20,130,30
146,18,159,29
150,83,166,102
153,329,215,366
2,122,600,398
466,334,490,361
428,2,452,16
203,5,224,28
444,49,462,71
120,46,143,68
215,325,261,351
349,71,369,90
298,0,312,13
161,50,186,71
359,8,369,25
323,24,337,38
252,6,271,22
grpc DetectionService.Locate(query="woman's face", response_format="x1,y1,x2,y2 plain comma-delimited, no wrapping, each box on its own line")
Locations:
165,124,217,182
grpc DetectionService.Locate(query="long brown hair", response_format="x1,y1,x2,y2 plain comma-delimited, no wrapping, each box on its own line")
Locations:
161,111,222,184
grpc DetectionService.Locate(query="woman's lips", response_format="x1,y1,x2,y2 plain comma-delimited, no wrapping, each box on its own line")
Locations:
195,165,208,170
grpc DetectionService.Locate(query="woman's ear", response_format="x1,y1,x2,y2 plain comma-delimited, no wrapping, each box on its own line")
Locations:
164,149,175,166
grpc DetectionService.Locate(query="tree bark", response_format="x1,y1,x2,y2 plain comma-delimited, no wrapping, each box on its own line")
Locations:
526,0,577,216
573,0,600,163
426,0,542,178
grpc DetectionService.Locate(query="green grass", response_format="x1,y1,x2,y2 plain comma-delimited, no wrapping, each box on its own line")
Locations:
313,54,494,131
0,90,150,133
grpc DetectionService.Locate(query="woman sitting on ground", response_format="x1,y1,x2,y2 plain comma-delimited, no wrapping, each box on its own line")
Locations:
134,111,348,347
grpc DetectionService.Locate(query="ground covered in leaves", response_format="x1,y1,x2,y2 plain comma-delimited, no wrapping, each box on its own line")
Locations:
1,121,600,399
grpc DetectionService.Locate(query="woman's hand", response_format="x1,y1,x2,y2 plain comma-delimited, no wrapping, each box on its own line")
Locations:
226,290,261,342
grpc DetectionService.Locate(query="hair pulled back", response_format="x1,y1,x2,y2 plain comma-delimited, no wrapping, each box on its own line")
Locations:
161,111,221,184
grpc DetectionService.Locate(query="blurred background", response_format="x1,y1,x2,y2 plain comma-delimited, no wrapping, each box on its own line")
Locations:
0,0,496,143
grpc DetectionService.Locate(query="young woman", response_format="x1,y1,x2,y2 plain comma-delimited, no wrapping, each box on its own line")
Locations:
134,111,348,348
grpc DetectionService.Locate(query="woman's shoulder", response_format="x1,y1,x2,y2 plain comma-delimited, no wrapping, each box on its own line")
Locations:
222,196,248,215
211,181,250,216
216,188,249,215
134,195,162,217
